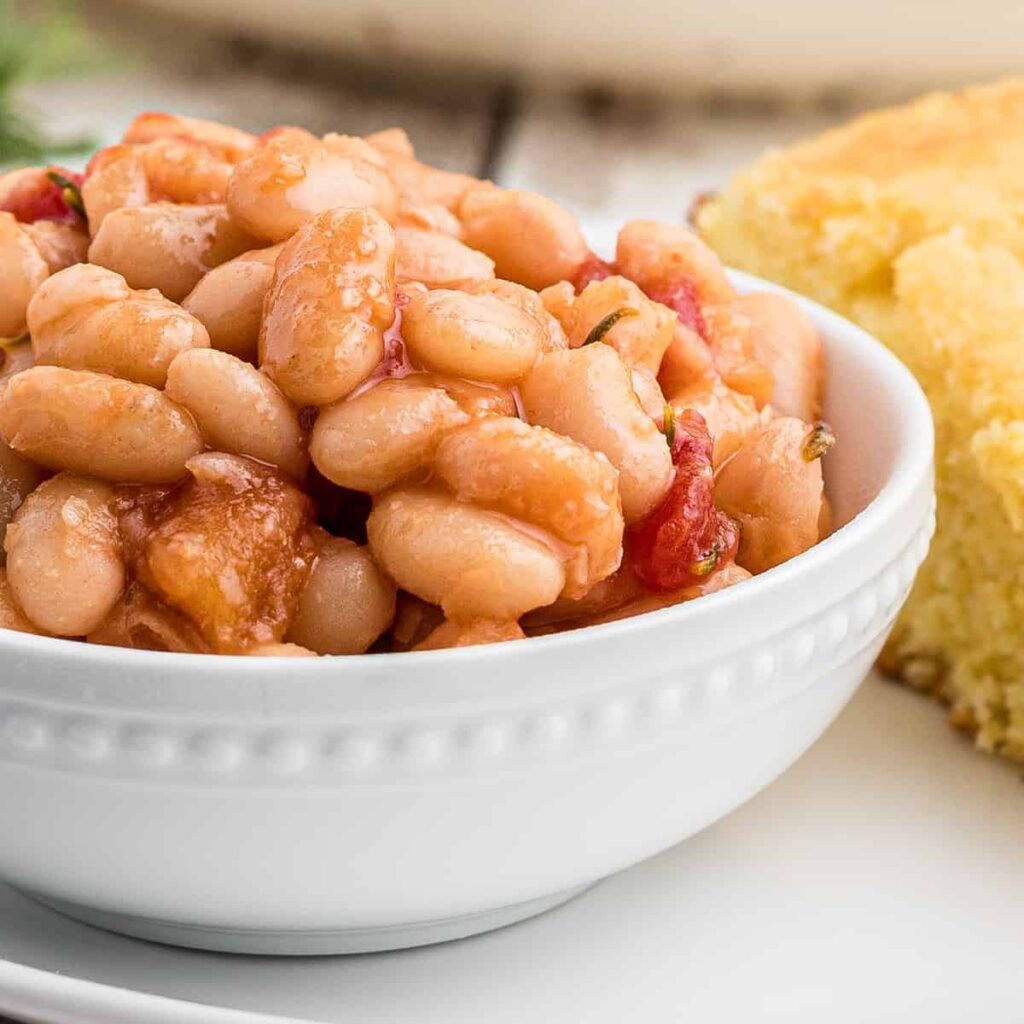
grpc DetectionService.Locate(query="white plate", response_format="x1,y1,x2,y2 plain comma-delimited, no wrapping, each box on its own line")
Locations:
0,673,1018,1024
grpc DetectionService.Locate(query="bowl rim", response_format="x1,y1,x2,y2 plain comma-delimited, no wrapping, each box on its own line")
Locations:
0,271,934,676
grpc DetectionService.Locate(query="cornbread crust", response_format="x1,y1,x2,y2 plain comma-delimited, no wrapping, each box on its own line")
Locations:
698,79,1024,759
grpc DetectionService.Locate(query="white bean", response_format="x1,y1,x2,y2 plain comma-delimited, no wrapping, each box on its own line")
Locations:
458,187,589,290
414,618,524,650
287,536,396,654
81,144,151,234
0,366,203,483
715,417,829,573
520,344,673,521
181,245,281,362
736,291,823,423
0,566,45,635
88,202,259,302
367,486,566,621
434,416,623,595
0,213,48,337
260,208,394,406
395,226,495,289
165,348,308,480
310,379,468,493
563,275,676,373
401,289,543,384
0,434,46,563
22,221,88,274
28,263,210,388
228,131,398,242
5,473,124,635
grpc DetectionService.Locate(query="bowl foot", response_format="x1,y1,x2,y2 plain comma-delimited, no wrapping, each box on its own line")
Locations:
23,883,593,955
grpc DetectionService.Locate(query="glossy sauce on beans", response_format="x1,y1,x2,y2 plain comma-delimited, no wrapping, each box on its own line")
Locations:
0,112,833,656
259,207,395,406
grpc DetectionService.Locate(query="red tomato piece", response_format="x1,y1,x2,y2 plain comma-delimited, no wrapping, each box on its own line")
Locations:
626,409,739,592
644,278,708,341
0,167,83,224
572,253,615,293
345,303,413,400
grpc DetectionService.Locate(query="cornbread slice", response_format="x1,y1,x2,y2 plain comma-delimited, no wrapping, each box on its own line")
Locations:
697,79,1024,758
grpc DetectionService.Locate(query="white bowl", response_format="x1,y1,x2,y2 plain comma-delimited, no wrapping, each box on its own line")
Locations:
0,273,934,955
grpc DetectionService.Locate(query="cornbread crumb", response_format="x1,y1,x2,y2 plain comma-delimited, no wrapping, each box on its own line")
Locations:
698,79,1024,759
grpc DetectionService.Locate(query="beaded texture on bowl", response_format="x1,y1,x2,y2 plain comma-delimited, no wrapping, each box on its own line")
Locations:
0,504,934,787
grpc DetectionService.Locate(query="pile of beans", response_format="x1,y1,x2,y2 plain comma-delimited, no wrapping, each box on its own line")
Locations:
0,113,833,656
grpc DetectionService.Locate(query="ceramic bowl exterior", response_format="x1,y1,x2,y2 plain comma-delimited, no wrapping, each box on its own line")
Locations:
0,274,935,954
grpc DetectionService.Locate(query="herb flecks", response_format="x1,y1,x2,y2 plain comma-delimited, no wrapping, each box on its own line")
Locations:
690,542,720,577
581,306,638,346
662,403,676,450
802,421,837,462
46,170,85,219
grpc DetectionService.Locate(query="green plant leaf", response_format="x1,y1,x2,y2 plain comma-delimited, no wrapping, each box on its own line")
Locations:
581,307,639,346
0,1,101,167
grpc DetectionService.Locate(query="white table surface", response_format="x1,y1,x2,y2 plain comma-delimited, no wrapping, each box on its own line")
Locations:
7,26,1015,1021
0,672,1019,1024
